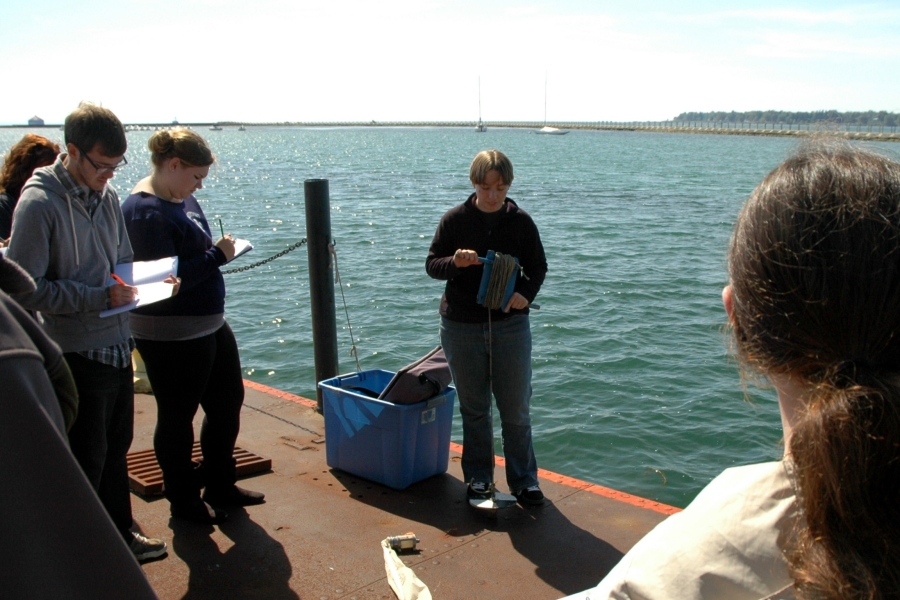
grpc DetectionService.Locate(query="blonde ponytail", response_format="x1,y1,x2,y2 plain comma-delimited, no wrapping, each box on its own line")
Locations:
148,127,214,168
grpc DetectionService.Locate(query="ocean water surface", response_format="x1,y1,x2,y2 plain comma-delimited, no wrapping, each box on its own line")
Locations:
4,126,896,508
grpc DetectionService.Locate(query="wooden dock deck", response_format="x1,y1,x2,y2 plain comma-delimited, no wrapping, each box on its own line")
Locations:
130,381,677,599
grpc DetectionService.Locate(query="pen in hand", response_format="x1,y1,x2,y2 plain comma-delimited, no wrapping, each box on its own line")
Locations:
219,218,225,239
108,273,137,308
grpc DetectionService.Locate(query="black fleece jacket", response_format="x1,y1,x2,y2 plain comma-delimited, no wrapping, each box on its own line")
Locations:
426,193,547,323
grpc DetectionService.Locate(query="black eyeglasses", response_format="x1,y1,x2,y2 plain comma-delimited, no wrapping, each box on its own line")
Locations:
79,149,128,175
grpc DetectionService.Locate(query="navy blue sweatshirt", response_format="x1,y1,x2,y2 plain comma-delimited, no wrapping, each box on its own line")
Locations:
121,192,226,316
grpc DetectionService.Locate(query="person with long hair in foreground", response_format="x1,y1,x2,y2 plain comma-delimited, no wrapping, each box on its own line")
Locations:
572,144,900,599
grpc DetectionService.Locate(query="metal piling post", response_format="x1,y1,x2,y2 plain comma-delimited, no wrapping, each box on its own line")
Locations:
304,179,339,412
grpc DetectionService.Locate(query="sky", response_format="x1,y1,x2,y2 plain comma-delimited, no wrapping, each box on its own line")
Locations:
2,0,898,125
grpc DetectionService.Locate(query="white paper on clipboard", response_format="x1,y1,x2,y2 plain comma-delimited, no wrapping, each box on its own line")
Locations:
227,238,253,263
99,256,179,318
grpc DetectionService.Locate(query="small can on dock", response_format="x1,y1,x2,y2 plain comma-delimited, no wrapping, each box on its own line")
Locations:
318,370,455,490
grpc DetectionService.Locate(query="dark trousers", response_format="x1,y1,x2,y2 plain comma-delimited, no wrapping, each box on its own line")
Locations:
135,322,244,505
64,353,134,541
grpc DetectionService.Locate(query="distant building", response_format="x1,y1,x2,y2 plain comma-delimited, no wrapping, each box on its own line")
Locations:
28,116,44,126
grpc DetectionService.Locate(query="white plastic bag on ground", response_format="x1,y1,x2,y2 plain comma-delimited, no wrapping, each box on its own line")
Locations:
381,538,432,600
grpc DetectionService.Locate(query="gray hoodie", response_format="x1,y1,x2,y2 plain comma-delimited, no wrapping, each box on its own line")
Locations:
6,160,133,353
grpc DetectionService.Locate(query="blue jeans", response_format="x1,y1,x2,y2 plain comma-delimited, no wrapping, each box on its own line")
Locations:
64,353,135,541
440,314,538,492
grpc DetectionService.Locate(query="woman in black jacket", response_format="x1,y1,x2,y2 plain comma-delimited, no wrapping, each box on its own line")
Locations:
426,149,547,506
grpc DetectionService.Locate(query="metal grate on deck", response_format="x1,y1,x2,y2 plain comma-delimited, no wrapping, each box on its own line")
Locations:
127,443,272,496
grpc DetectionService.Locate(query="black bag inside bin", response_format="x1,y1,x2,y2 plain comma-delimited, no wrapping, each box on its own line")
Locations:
378,346,452,405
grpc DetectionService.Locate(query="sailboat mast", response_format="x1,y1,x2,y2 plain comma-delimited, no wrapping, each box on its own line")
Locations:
535,74,569,134
544,75,548,125
475,76,487,132
479,76,482,122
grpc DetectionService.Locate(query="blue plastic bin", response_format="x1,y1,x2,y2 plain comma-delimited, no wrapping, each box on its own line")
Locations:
318,370,456,490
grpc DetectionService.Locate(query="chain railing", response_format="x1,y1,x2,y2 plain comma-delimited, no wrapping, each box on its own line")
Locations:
221,238,307,274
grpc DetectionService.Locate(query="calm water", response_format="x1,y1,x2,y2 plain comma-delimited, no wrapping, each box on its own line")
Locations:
4,126,896,507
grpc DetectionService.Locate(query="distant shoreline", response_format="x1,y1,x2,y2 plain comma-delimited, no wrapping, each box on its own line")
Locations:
3,121,898,142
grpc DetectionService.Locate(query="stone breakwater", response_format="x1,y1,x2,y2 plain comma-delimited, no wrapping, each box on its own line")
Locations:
208,121,900,141
7,121,899,141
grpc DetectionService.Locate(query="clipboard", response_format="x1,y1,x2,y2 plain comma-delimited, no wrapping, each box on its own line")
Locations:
99,256,179,317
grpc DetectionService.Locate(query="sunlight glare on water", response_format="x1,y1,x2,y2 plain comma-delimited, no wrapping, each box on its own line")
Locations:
4,126,896,507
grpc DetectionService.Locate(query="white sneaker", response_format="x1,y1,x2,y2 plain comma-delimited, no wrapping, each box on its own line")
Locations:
130,532,167,561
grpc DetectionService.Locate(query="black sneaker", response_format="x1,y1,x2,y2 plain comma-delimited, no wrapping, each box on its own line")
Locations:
514,485,544,506
466,481,491,501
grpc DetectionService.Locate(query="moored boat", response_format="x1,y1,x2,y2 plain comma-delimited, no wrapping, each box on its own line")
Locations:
535,125,569,135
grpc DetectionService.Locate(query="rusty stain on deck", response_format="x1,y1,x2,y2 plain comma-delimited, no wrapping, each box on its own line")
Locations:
129,381,677,600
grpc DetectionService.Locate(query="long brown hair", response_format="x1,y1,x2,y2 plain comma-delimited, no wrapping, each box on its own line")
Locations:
728,143,900,598
0,134,60,199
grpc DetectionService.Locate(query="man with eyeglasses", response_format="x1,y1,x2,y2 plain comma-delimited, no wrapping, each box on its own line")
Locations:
7,102,168,563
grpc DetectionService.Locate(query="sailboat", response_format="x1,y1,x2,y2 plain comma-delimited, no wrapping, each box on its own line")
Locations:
534,76,569,135
475,77,487,132
536,126,567,135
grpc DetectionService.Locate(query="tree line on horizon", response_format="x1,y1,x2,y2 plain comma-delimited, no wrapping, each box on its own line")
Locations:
673,110,899,126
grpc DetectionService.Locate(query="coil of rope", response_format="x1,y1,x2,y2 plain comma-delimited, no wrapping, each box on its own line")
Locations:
481,252,520,310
